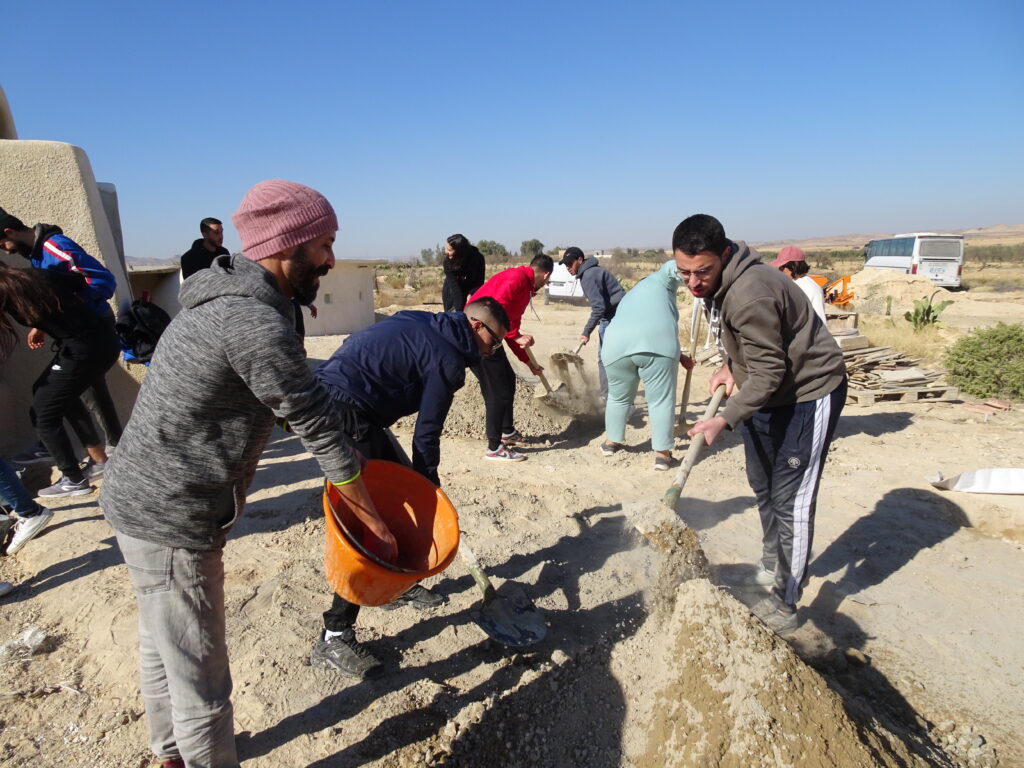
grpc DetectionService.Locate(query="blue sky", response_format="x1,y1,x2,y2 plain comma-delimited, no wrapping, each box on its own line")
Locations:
3,0,1022,261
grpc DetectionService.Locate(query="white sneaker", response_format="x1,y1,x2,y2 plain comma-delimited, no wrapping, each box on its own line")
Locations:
7,509,54,554
484,446,527,462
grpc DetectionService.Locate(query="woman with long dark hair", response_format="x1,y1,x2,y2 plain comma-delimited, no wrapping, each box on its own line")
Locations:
0,263,119,509
441,233,486,312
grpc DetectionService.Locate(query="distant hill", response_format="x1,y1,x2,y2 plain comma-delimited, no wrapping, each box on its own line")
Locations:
753,224,1024,252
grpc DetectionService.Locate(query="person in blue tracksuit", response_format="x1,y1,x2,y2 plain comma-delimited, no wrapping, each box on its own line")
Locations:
0,207,123,471
310,297,509,678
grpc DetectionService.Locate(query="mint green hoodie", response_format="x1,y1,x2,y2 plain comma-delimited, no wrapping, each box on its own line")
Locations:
601,260,684,366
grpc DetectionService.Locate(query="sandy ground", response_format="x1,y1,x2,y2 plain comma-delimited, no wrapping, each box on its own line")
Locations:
1,280,1022,767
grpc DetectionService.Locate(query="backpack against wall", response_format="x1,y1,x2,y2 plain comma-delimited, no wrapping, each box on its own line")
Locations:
115,291,171,364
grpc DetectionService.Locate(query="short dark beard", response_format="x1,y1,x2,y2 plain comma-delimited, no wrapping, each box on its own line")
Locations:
289,242,330,305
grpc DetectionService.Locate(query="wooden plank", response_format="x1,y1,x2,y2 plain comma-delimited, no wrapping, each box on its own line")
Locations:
846,386,959,406
836,334,870,351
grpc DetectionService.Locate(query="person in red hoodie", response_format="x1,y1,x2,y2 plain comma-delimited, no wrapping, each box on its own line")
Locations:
466,254,553,460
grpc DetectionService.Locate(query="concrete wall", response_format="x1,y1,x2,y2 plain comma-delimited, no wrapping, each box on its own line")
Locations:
128,270,182,318
303,262,376,336
0,139,139,456
0,87,15,140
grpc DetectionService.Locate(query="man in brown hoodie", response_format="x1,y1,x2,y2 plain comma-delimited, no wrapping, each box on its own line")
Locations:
674,214,847,635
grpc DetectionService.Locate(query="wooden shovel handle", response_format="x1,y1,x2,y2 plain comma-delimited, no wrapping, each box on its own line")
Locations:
524,347,554,393
663,384,727,507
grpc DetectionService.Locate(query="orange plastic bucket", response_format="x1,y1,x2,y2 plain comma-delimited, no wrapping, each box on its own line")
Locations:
323,459,460,606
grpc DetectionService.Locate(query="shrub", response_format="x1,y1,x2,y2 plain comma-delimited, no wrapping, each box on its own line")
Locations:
943,323,1024,401
904,291,953,331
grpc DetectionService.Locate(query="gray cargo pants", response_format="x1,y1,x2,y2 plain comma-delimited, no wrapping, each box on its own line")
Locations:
116,530,239,768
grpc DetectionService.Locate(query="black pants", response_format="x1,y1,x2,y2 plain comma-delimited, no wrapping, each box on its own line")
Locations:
741,378,847,607
323,402,410,633
31,332,120,479
79,313,123,447
469,345,516,451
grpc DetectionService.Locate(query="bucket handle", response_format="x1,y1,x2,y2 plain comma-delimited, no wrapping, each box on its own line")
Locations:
324,480,419,574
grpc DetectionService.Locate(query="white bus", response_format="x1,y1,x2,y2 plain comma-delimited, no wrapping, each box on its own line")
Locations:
863,233,964,289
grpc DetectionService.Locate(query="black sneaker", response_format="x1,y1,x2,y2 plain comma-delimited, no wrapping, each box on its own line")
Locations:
310,629,382,679
11,443,52,466
381,584,446,611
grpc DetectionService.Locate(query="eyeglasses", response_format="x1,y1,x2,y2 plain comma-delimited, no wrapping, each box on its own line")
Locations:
675,266,715,280
470,317,503,352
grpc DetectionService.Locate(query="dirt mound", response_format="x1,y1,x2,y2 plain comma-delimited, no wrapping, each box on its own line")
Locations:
396,375,587,441
849,268,958,316
636,578,939,768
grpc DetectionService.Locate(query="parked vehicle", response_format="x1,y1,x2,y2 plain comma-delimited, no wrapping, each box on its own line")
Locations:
863,233,964,289
544,262,585,303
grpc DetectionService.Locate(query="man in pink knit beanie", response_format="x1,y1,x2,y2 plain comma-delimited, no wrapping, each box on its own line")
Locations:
103,180,395,768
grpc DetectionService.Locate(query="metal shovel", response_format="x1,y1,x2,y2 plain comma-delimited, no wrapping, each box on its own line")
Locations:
459,539,547,646
381,429,546,646
549,341,590,397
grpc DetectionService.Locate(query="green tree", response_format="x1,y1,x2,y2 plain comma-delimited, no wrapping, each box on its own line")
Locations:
477,240,511,262
520,239,545,259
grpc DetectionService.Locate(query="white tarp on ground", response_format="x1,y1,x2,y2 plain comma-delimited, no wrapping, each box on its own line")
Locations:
930,468,1024,494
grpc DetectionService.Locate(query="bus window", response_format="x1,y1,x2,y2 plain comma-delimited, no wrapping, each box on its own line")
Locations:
920,239,960,258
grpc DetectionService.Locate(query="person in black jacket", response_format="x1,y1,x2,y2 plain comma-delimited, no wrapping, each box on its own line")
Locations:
179,217,229,279
310,296,509,678
0,264,119,507
441,233,486,312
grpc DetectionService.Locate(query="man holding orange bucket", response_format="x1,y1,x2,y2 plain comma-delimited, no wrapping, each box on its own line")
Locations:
101,180,393,768
312,296,510,678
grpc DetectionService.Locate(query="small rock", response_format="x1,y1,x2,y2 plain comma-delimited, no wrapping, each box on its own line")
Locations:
844,648,869,666
936,720,956,734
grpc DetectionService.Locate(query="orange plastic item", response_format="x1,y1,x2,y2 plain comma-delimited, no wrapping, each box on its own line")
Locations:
323,460,460,606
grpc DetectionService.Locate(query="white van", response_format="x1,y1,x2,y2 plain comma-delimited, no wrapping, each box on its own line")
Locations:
544,262,586,303
863,233,964,289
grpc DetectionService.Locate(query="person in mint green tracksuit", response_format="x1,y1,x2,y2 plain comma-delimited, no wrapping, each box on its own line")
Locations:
600,260,693,471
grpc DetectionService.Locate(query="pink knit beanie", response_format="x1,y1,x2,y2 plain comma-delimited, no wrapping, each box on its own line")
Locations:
232,180,338,262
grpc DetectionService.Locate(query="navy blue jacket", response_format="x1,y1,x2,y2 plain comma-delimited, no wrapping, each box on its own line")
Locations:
315,311,481,484
577,257,625,337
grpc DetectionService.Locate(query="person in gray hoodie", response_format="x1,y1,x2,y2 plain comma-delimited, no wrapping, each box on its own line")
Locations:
674,214,846,637
561,246,625,397
101,180,391,768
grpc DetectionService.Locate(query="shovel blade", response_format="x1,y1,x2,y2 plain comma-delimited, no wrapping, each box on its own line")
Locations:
470,584,547,646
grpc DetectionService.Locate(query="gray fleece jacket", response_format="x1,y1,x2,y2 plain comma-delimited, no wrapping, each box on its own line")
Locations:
101,254,360,550
577,257,625,338
705,241,846,429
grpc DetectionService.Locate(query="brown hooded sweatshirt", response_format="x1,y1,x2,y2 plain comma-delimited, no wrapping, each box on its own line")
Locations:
704,241,846,428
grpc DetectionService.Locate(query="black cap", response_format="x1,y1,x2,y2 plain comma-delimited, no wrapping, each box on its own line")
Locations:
0,207,25,233
559,246,584,267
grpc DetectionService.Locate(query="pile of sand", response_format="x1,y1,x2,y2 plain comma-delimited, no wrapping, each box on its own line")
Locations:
849,268,958,316
395,375,580,441
635,579,940,768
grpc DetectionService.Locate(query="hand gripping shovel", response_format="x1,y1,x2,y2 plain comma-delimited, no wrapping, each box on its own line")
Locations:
630,384,727,542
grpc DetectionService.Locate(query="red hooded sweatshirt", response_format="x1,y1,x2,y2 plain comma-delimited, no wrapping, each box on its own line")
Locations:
467,264,536,364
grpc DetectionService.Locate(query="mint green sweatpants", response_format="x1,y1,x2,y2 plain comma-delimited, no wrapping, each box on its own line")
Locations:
604,352,677,452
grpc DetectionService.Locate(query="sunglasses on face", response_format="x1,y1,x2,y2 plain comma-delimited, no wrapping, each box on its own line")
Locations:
470,317,503,352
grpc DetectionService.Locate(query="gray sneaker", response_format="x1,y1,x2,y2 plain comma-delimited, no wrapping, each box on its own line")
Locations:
84,459,107,481
381,584,446,611
751,597,799,635
310,630,382,679
7,509,54,554
737,562,776,587
37,475,93,498
0,581,15,599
